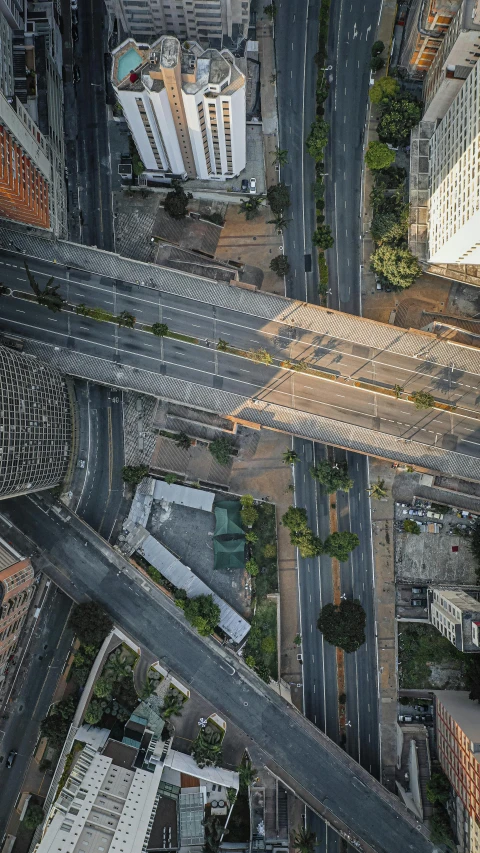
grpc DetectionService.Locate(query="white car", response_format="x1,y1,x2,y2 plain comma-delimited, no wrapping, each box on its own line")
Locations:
71,0,78,9
249,177,257,194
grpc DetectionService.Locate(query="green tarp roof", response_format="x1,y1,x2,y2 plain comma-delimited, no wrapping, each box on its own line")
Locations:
213,537,245,570
214,501,244,537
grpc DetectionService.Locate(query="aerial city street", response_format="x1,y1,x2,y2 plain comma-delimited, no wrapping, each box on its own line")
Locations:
1,1,480,853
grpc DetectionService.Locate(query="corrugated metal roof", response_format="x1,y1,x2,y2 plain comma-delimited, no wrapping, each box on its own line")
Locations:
139,535,250,643
153,480,214,512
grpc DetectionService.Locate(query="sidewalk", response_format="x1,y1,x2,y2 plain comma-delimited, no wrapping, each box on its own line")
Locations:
0,575,48,713
255,1,278,190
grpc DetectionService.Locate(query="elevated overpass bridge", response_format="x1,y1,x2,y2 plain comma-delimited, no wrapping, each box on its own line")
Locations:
1,223,480,480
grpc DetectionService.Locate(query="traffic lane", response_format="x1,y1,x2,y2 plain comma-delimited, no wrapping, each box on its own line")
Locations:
5,262,480,410
101,391,125,542
75,385,112,532
1,499,432,853
3,302,480,454
0,586,73,837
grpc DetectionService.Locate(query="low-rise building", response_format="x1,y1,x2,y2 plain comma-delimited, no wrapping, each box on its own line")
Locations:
428,588,480,651
435,691,480,853
112,35,246,181
0,537,35,681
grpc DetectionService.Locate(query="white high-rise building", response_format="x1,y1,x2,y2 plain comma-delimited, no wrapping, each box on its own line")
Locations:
104,0,250,47
112,36,246,180
427,57,480,263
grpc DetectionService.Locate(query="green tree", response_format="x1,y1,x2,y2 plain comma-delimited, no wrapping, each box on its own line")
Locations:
282,449,299,465
22,804,44,830
394,384,404,398
369,76,400,104
203,814,224,853
323,531,360,562
93,675,113,699
24,262,65,313
163,181,193,218
239,195,263,220
175,432,191,449
216,338,228,351
293,827,317,853
313,225,334,249
245,558,259,576
84,698,105,725
240,494,258,527
370,243,422,289
371,207,409,244
411,390,435,410
367,478,388,499
403,518,421,534
370,55,385,72
365,140,395,171
162,689,186,719
264,2,276,19
117,310,135,327
270,255,290,276
371,40,385,57
238,757,257,791
317,599,366,652
268,214,290,232
377,96,422,147
152,322,169,336
191,724,223,767
56,695,77,720
122,464,149,487
209,437,234,465
40,712,70,746
104,648,132,682
294,530,324,559
183,594,221,636
69,600,113,646
306,119,329,160
266,182,291,213
282,505,309,533
310,459,353,493
272,147,288,166
426,772,451,805
429,808,455,849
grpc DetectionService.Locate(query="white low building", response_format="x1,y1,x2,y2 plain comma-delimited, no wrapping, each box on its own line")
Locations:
112,35,246,181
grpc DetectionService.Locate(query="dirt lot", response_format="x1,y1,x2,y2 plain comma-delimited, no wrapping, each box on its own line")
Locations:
216,205,283,294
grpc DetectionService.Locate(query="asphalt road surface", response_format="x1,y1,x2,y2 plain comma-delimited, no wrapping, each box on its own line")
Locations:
0,497,434,853
0,584,73,840
1,257,480,458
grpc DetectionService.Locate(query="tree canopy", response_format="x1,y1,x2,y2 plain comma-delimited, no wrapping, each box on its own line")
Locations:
323,530,359,562
293,827,317,853
369,76,400,104
310,459,353,493
317,599,366,652
282,505,309,534
426,772,451,805
122,464,149,486
163,181,193,218
313,224,334,249
267,182,291,213
371,207,409,244
152,323,169,336
182,594,221,636
23,805,44,830
69,600,113,646
365,140,396,171
209,437,234,465
403,518,421,534
411,390,435,410
25,262,65,313
370,243,422,289
377,96,422,147
306,119,329,159
270,254,290,276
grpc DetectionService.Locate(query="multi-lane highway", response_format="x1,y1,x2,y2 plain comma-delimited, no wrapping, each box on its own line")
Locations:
0,496,434,853
2,255,480,469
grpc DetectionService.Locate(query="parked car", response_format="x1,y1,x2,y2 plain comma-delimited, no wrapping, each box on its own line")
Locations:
71,0,78,9
408,509,425,517
241,178,249,192
411,587,427,594
427,511,444,520
73,64,81,83
72,24,78,41
249,177,257,194
398,715,413,723
6,750,17,769
414,704,431,711
411,599,427,607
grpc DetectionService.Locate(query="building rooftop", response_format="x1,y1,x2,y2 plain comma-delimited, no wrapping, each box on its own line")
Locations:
160,36,180,68
435,691,480,750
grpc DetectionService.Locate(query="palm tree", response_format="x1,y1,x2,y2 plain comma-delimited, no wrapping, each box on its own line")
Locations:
162,689,185,719
293,827,317,853
152,322,169,337
367,478,388,500
267,214,290,232
393,384,404,398
272,147,288,167
24,261,64,313
117,311,135,328
217,339,229,351
104,649,132,682
282,449,299,465
239,195,264,220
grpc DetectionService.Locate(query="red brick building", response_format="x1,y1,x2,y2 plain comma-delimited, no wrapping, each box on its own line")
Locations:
0,122,50,228
0,537,35,678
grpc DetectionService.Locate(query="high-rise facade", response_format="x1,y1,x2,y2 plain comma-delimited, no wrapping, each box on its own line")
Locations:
428,588,480,651
0,538,35,679
0,92,52,229
435,691,480,853
399,0,462,76
112,36,246,180
0,9,14,97
423,0,480,122
104,0,250,47
427,57,480,263
0,346,73,499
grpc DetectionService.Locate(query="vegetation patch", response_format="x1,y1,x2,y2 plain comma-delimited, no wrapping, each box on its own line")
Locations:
317,599,366,652
398,623,465,689
244,601,278,682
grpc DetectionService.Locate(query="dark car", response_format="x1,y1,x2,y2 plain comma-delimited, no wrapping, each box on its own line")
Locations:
241,178,249,192
6,750,17,768
73,65,81,83
72,24,78,41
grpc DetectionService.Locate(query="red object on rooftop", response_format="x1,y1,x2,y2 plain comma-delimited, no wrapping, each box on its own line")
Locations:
130,72,139,83
452,545,459,552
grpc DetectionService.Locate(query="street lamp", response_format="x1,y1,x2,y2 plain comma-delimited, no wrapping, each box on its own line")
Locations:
319,65,333,71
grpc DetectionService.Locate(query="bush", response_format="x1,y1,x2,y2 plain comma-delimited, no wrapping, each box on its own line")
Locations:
403,518,420,534
209,437,234,465
317,599,366,652
426,772,451,805
365,140,395,171
23,804,44,830
270,255,290,276
183,594,220,636
122,465,149,486
69,601,113,646
245,558,259,576
411,390,435,410
313,224,334,249
263,542,277,559
369,76,400,104
429,808,455,849
306,119,329,159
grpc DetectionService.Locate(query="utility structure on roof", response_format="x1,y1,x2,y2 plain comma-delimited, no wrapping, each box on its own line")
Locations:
0,345,73,499
112,35,246,181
